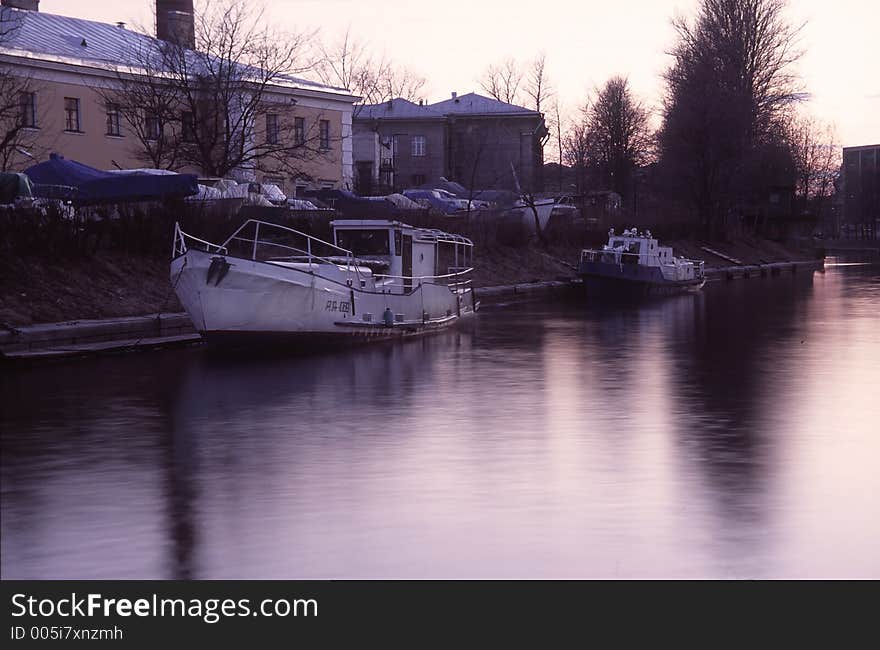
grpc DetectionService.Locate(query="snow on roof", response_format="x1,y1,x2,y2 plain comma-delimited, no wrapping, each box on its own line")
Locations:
0,7,352,98
357,98,446,120
429,92,539,116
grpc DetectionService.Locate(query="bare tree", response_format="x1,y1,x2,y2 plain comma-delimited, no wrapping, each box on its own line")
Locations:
98,0,327,179
92,41,186,170
563,119,590,194
785,111,839,217
479,58,523,105
316,27,425,117
0,7,45,171
659,0,805,232
522,52,555,114
550,98,565,192
583,76,653,205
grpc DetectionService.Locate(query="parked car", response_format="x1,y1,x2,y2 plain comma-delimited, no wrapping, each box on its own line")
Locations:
303,189,399,218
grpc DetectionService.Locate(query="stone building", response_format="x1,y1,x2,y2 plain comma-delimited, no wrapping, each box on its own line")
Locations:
353,92,547,194
841,144,880,236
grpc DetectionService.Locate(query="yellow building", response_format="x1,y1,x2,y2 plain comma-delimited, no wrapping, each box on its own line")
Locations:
0,1,357,194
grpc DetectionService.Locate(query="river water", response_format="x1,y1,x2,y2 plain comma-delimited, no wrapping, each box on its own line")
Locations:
2,259,879,579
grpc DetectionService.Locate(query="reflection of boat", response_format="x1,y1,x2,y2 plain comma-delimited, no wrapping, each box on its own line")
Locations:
577,228,705,295
171,219,478,344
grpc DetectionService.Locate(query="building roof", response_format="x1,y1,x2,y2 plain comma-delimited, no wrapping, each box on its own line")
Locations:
429,92,539,117
842,144,880,152
0,6,353,98
357,98,446,120
355,93,542,123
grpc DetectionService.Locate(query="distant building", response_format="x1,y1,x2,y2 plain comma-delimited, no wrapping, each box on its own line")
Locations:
0,1,357,193
353,92,548,194
352,99,446,196
841,144,880,236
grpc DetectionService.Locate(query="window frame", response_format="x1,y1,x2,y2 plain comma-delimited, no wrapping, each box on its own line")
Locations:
20,92,37,129
411,135,426,157
64,97,81,133
319,119,330,150
105,102,122,137
266,113,279,145
144,112,161,142
293,117,305,146
181,111,196,143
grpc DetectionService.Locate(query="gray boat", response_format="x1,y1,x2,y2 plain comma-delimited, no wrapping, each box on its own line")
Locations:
577,228,705,296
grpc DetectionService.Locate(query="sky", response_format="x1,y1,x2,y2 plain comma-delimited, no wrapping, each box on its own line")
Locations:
37,0,879,147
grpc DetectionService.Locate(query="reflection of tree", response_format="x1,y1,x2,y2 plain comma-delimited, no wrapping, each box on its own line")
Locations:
669,274,816,548
163,413,198,579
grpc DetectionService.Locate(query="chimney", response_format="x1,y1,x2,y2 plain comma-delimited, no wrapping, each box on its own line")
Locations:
1,1,40,10
156,0,195,49
451,91,457,100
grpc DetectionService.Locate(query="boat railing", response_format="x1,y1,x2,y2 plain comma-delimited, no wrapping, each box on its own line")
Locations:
173,222,228,258
220,219,358,271
374,266,474,291
580,248,704,268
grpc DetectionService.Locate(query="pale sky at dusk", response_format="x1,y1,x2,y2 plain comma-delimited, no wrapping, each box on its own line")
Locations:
38,0,879,147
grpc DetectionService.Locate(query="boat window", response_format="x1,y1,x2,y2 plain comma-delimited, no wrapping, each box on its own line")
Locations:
627,242,641,253
335,229,390,256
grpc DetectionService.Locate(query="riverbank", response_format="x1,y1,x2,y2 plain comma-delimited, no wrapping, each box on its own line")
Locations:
1,236,816,328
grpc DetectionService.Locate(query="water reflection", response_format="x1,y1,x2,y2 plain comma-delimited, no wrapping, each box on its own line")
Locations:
2,264,879,578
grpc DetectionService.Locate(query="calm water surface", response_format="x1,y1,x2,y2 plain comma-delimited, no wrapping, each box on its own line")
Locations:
2,260,879,578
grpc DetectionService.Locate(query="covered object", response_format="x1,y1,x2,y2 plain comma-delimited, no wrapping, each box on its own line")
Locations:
0,172,33,204
23,154,198,205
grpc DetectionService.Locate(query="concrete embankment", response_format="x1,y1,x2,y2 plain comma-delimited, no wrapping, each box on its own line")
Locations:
704,258,824,280
0,280,573,362
1,313,200,361
0,259,823,362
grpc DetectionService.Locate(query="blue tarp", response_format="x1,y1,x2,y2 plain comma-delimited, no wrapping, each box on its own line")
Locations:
23,154,198,205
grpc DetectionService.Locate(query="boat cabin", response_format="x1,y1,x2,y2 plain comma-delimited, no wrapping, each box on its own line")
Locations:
579,227,704,283
602,228,674,266
331,220,473,294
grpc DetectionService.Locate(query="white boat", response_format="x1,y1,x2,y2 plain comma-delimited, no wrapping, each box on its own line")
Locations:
510,198,557,233
170,218,478,345
577,228,706,295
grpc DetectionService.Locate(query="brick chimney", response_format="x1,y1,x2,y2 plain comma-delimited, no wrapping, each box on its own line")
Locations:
156,0,195,49
1,0,40,10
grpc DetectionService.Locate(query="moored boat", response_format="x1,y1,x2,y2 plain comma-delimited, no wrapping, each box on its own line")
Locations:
170,218,478,345
577,228,705,295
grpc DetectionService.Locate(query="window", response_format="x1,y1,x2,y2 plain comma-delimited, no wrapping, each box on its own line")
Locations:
266,113,279,145
411,135,426,157
294,117,304,145
64,97,81,132
106,103,121,136
335,229,391,256
319,119,330,149
145,112,161,141
412,174,426,186
181,111,196,142
20,92,36,128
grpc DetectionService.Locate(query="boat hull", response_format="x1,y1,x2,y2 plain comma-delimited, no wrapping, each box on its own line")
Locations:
577,261,705,297
171,249,477,345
